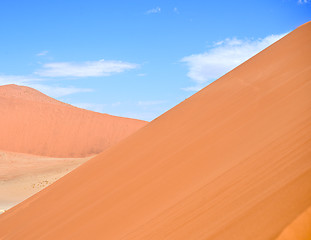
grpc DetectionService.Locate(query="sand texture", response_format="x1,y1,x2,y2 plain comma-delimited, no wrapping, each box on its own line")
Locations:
0,84,147,157
0,151,91,213
0,22,310,239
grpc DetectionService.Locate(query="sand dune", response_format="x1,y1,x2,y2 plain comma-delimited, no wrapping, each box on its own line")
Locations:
0,85,146,212
0,84,147,157
0,22,310,239
275,206,311,240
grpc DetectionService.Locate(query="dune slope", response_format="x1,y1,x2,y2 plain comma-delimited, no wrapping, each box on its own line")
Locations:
275,206,311,240
0,84,146,157
0,22,310,239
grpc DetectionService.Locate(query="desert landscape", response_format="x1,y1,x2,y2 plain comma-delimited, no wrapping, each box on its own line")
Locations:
0,84,146,213
0,1,310,240
0,17,310,240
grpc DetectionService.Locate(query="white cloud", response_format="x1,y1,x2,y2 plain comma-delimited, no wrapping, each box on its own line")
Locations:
298,0,310,4
35,59,139,77
30,84,93,98
0,75,42,85
173,7,179,14
145,7,161,14
0,75,92,97
138,100,165,106
137,73,146,77
36,50,48,56
181,33,287,91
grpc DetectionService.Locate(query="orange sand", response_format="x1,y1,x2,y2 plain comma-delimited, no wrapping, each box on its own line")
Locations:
0,22,310,239
0,84,147,157
275,206,311,240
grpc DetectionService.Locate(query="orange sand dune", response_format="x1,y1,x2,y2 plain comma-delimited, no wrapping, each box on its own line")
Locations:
0,22,310,239
275,206,311,240
0,84,146,157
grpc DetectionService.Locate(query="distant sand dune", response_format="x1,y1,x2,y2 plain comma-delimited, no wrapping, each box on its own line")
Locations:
0,85,146,212
0,84,147,157
0,22,310,239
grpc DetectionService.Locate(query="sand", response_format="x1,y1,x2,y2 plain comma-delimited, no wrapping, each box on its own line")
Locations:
0,151,91,213
0,85,146,213
0,22,310,239
275,206,311,240
0,84,147,157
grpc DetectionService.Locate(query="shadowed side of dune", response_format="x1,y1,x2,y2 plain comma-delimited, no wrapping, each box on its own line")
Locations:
0,22,310,240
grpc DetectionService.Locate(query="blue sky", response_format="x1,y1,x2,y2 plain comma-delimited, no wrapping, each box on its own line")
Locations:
0,0,310,121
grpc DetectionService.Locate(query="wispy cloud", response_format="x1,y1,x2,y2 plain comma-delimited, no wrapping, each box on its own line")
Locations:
181,33,287,91
35,59,139,77
173,7,179,14
0,75,42,85
36,50,48,56
298,0,310,4
30,84,93,98
138,100,165,106
0,75,92,97
145,7,161,14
